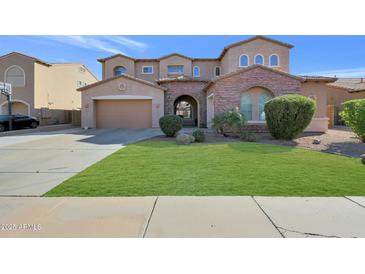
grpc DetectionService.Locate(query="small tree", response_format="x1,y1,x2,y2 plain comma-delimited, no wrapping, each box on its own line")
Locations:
340,99,365,142
159,115,183,137
265,95,316,140
212,108,245,137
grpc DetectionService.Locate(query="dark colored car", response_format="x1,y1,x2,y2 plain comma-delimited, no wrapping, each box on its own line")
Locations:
0,114,40,132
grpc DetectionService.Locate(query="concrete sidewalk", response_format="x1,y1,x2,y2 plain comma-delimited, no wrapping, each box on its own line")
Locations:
0,196,364,238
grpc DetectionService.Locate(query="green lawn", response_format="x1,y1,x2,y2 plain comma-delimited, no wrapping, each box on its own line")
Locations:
45,140,365,197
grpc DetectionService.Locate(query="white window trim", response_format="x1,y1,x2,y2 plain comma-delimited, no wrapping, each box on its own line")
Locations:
254,54,264,65
193,66,200,78
269,54,280,67
214,66,221,77
238,54,249,67
113,66,127,76
4,65,26,87
141,66,154,74
167,65,184,75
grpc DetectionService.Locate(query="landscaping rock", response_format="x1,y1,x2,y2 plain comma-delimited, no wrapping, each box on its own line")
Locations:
312,138,321,145
361,154,365,165
176,134,195,145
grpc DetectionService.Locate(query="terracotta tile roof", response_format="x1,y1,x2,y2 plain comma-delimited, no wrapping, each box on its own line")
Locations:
300,75,338,83
157,75,209,83
217,35,294,59
77,74,167,91
328,78,365,92
203,65,304,91
0,52,51,66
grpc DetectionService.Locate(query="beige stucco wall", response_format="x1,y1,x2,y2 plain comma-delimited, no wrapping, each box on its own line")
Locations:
135,61,160,82
81,77,164,128
34,63,97,123
159,55,192,78
299,82,329,132
327,86,365,107
0,54,35,116
192,60,221,80
103,56,135,79
35,63,97,110
221,38,290,75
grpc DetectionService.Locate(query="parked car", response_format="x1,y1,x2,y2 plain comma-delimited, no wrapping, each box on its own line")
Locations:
0,114,40,132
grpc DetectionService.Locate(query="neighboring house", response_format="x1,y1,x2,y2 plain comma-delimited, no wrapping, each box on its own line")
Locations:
0,52,98,125
327,78,365,124
78,35,362,132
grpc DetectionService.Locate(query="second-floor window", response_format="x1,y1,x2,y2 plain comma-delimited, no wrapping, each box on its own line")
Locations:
215,66,221,77
270,54,279,67
167,65,184,74
5,65,25,87
239,55,249,67
193,66,200,77
114,66,127,76
142,66,154,74
254,54,264,65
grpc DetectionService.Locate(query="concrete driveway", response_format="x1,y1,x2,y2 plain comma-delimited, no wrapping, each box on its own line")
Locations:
0,128,162,196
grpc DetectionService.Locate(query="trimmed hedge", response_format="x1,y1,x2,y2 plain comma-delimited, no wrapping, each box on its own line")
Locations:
159,115,183,137
264,95,316,140
192,129,206,142
340,99,365,142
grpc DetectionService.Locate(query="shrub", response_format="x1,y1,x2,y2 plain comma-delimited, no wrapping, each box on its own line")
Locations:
239,131,257,142
212,108,245,137
192,129,205,142
340,99,365,142
159,115,183,137
176,134,195,145
265,95,316,140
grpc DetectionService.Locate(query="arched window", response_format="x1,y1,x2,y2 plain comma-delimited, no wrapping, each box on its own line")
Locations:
193,66,200,78
254,54,264,65
270,54,279,67
113,66,126,76
240,92,252,120
5,66,25,87
239,55,249,67
259,91,274,121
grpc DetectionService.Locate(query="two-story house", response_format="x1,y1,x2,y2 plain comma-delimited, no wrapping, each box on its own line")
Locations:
0,52,98,125
78,35,347,132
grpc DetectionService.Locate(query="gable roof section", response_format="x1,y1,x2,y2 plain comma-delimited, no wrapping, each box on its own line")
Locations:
218,35,294,59
97,53,136,63
0,52,51,66
328,78,365,92
204,64,304,91
158,53,192,60
77,73,166,91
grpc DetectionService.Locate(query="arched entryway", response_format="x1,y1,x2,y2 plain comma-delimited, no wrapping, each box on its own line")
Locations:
0,100,30,116
240,87,274,122
174,95,199,127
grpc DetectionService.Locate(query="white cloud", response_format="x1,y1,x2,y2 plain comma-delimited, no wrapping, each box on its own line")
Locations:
104,36,148,52
45,35,148,55
46,36,122,54
299,67,365,78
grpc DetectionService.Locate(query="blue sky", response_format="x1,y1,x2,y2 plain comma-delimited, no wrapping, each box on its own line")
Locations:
0,35,364,80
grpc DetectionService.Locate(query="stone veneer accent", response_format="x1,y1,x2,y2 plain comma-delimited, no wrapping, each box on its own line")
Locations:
206,66,302,113
160,81,207,127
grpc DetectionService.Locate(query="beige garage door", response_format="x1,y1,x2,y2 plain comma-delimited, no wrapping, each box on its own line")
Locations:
96,99,152,128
